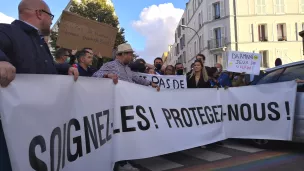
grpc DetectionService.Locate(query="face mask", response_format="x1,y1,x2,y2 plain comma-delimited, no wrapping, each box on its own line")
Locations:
176,69,184,75
155,64,162,70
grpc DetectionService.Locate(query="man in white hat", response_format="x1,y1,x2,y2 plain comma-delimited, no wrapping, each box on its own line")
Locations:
93,43,159,171
93,43,159,90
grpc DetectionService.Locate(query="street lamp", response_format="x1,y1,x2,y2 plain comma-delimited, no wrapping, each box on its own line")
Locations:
180,25,200,53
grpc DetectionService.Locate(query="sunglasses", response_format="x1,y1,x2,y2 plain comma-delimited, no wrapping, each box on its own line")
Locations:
39,9,54,20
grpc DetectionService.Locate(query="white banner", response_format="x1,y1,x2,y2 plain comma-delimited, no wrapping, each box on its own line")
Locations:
226,51,262,75
137,73,187,89
0,75,297,171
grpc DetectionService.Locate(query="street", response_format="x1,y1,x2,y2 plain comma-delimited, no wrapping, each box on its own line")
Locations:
132,140,304,171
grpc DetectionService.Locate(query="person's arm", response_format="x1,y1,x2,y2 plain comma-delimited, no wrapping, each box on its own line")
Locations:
92,62,117,78
0,30,12,62
0,29,16,87
132,71,151,86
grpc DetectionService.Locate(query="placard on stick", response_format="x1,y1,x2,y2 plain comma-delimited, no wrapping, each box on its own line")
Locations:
57,11,118,57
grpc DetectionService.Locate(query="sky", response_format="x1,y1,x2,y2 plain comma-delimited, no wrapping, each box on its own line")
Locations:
0,0,187,63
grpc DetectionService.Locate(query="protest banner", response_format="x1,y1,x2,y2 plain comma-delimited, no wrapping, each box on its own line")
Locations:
0,75,296,171
137,73,187,89
56,11,118,57
226,51,262,75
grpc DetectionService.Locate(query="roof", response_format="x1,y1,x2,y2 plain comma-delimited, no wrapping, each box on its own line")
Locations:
265,60,304,72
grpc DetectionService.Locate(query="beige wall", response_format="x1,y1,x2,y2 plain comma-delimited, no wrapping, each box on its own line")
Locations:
227,0,304,69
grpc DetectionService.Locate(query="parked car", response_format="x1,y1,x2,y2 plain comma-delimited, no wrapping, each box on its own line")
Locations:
249,60,304,148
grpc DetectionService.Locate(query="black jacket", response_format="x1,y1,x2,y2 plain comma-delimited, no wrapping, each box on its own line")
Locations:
0,20,69,74
187,74,211,88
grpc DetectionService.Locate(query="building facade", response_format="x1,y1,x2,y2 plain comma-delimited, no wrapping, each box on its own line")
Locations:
172,0,304,72
166,12,188,70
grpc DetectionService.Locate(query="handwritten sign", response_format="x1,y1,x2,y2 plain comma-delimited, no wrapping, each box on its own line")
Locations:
226,51,261,75
137,73,187,89
57,11,118,57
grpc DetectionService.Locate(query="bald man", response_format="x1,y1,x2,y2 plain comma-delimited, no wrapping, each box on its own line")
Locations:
0,1,78,170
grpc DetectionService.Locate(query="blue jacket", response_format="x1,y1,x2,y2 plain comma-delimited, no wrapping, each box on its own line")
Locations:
218,72,232,87
0,20,70,74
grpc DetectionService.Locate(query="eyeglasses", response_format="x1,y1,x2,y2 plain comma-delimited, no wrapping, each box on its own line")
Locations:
39,9,54,20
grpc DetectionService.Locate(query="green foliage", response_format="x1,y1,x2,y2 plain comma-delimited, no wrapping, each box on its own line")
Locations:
49,30,59,55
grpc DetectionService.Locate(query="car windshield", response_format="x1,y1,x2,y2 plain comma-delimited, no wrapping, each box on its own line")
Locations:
255,68,285,85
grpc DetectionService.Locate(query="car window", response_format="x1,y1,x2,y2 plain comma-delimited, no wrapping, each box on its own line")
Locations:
256,68,285,85
277,64,304,82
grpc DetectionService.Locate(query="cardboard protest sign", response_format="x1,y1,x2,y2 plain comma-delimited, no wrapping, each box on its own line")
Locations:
57,11,118,57
226,51,262,75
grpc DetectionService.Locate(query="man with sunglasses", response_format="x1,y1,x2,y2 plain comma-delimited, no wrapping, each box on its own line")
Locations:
0,0,79,170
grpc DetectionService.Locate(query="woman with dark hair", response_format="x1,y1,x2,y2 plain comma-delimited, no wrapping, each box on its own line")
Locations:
275,58,282,66
187,60,211,88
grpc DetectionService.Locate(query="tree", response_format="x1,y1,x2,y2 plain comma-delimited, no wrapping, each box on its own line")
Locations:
49,0,127,56
49,30,59,55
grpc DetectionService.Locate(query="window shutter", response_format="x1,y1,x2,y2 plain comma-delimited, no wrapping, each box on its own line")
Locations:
262,0,266,14
286,24,291,41
208,4,212,21
282,0,285,13
221,27,226,38
209,29,213,39
220,0,225,18
273,22,277,41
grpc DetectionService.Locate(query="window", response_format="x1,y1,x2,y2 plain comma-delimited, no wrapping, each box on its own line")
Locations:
275,0,285,14
214,28,222,47
278,64,304,82
277,24,287,41
301,0,304,13
213,2,220,19
177,25,181,38
175,33,177,43
182,18,185,30
182,34,185,47
258,24,268,41
198,13,202,28
251,24,254,42
199,36,203,50
256,0,266,14
194,41,197,55
187,9,190,22
183,51,186,63
177,43,180,54
259,50,269,68
256,68,284,85
296,23,299,41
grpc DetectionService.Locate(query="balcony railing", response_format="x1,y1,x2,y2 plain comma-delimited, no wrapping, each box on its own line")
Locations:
259,36,268,42
208,37,227,50
278,36,287,41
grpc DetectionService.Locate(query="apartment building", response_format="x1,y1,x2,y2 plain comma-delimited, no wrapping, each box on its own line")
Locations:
166,12,188,69
171,0,304,71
